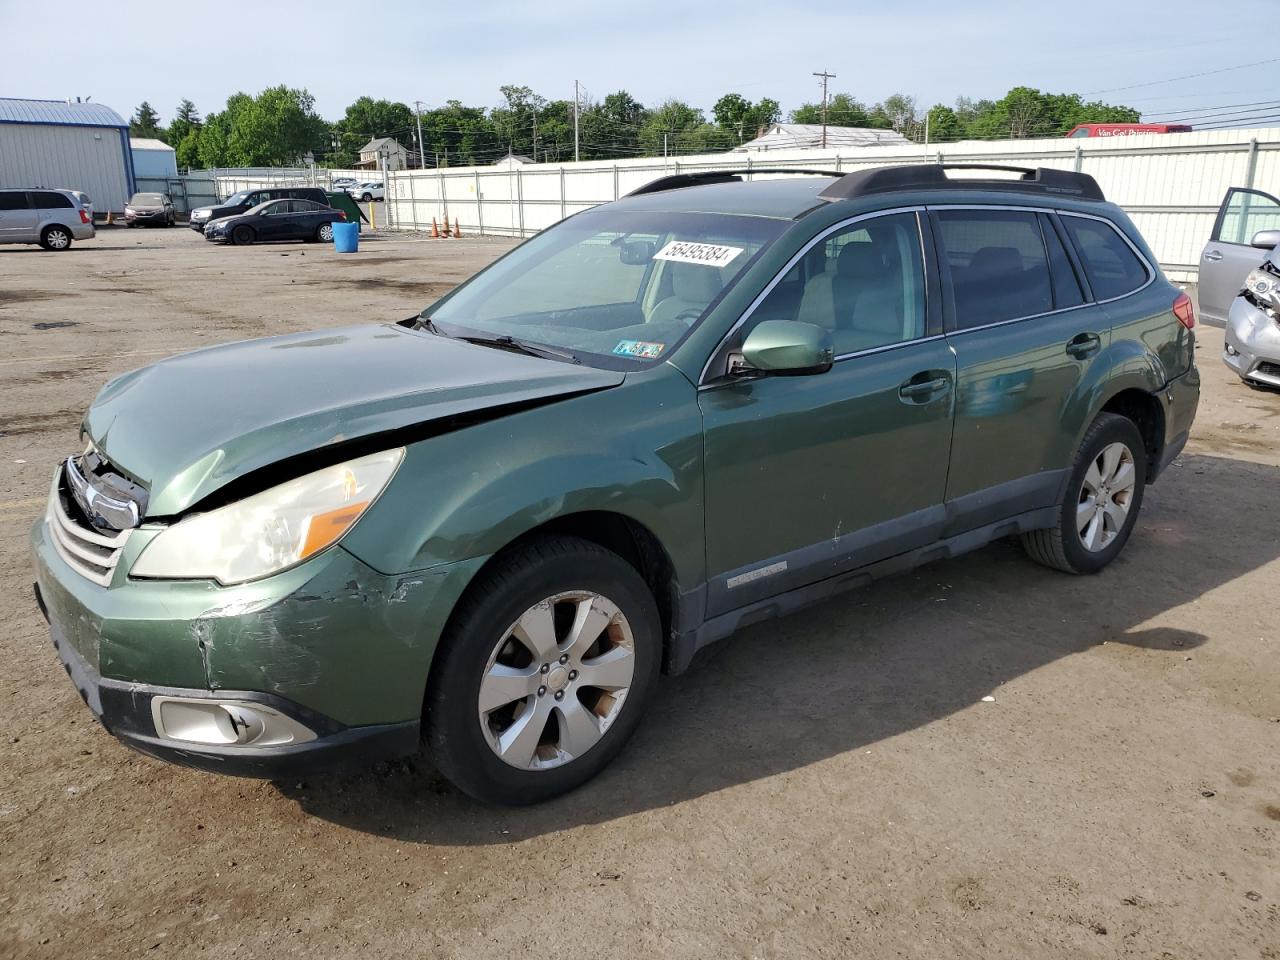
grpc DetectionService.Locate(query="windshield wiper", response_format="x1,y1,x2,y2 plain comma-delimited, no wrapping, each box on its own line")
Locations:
457,334,581,365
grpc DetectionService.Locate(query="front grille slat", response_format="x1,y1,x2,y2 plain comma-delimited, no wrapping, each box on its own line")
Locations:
48,487,131,588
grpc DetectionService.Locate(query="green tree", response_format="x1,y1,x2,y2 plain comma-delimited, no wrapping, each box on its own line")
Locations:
174,130,201,169
924,104,961,143
195,87,328,167
713,93,781,142
130,101,164,140
167,99,202,157
790,93,869,128
579,91,647,159
331,96,415,166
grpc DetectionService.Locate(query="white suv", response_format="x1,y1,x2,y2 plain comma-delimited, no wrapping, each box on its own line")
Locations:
0,188,95,250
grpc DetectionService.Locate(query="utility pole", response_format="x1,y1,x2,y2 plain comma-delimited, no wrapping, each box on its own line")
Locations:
414,100,426,169
573,80,580,163
813,69,836,149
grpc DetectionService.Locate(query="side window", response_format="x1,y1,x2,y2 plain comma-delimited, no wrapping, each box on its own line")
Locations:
1062,216,1150,301
1213,188,1280,246
753,212,926,356
0,192,29,211
30,191,73,210
935,209,1053,328
1040,214,1085,309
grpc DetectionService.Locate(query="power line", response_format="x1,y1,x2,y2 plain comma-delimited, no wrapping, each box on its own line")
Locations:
1086,56,1280,95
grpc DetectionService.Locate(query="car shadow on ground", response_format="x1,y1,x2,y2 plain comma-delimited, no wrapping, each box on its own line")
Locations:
277,452,1274,841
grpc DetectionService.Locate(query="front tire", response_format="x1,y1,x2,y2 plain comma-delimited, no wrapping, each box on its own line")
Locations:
425,536,661,805
41,226,72,250
361,193,373,202
231,225,254,246
1022,412,1147,574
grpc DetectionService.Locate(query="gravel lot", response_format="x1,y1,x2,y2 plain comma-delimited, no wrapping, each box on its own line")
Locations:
1,227,1277,959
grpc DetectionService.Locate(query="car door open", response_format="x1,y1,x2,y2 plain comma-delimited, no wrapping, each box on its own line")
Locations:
1200,187,1280,324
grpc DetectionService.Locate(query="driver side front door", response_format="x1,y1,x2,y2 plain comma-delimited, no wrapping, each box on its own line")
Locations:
699,210,956,617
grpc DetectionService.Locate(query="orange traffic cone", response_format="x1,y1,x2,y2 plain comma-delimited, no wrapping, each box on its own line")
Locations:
453,217,461,239
430,217,440,238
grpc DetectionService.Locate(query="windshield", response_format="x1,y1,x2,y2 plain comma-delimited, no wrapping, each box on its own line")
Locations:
223,191,251,206
131,193,165,205
427,208,785,368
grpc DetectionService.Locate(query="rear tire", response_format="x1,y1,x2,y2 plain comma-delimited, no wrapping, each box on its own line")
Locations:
1021,412,1147,574
40,226,72,251
425,536,661,805
316,222,334,243
231,225,254,246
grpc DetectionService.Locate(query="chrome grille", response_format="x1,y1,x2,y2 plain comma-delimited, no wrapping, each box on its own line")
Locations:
48,480,131,587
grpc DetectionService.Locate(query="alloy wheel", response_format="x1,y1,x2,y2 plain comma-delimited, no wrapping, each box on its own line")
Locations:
46,229,69,249
478,590,636,770
1076,441,1136,552
319,223,333,242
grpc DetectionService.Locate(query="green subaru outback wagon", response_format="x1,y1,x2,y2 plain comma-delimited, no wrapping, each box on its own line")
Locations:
32,165,1199,804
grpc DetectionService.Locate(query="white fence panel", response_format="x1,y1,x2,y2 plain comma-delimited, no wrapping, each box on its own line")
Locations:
378,129,1280,281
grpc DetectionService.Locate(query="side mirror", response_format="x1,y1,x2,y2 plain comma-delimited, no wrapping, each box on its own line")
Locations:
1250,229,1280,250
619,240,655,265
736,320,834,376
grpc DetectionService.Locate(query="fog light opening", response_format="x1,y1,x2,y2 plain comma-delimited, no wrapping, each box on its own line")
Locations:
151,697,317,748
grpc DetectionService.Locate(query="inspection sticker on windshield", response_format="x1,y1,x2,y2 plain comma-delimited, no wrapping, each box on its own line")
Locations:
613,339,666,359
652,240,743,267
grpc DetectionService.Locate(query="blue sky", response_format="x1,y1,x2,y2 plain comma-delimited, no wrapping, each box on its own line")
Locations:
1,0,1275,126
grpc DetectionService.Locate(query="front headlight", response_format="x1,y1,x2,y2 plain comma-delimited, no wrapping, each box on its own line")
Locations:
131,448,404,585
1245,268,1279,299
192,209,210,219
125,207,135,215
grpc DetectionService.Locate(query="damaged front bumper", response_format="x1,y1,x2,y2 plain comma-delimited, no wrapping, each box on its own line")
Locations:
30,514,485,777
1224,295,1280,388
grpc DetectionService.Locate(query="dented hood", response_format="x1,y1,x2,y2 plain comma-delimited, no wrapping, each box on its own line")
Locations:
84,324,624,516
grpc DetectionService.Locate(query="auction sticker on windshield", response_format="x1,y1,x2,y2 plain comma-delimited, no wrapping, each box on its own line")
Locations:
653,240,743,267
613,339,666,359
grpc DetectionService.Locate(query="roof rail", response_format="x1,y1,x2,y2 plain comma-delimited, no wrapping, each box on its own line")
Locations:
818,164,1106,202
626,168,842,197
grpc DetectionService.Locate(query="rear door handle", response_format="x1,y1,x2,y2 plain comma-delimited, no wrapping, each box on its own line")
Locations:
1066,332,1101,360
898,375,950,402
1203,250,1223,262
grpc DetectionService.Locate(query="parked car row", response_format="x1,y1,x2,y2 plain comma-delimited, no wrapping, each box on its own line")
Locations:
204,198,347,245
189,186,331,233
330,177,384,201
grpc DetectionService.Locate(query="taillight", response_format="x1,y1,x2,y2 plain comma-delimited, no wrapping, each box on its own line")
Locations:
79,210,91,224
339,211,346,220
1173,291,1195,329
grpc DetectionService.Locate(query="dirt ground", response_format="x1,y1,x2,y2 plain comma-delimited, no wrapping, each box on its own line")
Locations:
0,227,1277,959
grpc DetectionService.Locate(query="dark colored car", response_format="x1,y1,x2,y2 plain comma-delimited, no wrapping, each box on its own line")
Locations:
125,192,175,227
204,199,347,245
32,164,1200,805
189,186,330,233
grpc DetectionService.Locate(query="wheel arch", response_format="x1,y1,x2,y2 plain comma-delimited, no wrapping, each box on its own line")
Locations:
426,510,685,693
1097,387,1166,481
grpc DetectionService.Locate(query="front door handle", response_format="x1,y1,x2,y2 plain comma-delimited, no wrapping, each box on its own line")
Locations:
1203,250,1224,262
1066,332,1101,360
898,375,951,402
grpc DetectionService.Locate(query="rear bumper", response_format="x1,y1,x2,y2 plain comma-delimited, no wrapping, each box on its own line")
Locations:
34,580,420,778
70,221,95,240
1153,364,1200,480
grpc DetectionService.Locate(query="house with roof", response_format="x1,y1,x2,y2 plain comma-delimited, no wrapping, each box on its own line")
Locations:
357,136,409,171
733,123,909,152
0,97,134,212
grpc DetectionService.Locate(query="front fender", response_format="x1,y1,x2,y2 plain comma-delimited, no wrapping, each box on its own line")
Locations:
340,365,706,592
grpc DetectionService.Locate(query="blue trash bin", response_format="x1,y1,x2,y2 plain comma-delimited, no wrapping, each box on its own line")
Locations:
332,221,359,253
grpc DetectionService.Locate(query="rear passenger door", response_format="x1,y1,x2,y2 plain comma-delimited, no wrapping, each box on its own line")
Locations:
933,206,1112,533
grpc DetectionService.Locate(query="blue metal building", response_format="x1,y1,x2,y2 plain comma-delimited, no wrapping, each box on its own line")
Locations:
0,98,135,213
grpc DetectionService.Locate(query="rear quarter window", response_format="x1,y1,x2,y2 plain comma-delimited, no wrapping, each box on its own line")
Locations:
1062,216,1150,300
30,191,73,210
